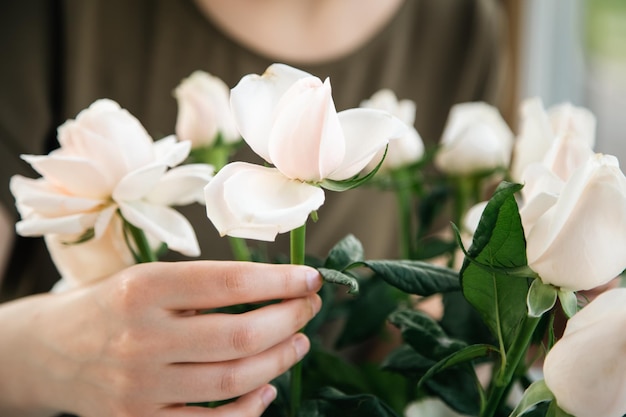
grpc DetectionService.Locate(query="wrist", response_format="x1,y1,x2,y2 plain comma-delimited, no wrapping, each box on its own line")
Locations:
0,294,67,416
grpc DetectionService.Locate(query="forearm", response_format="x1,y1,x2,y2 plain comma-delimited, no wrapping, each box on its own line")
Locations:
0,294,65,417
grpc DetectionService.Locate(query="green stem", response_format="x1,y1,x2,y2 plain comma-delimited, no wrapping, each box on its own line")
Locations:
393,168,414,259
481,315,541,417
228,237,252,262
289,224,307,417
125,220,157,263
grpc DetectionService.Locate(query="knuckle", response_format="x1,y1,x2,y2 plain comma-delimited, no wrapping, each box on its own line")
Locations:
231,323,259,354
219,367,240,398
222,265,251,294
112,265,151,314
106,329,145,362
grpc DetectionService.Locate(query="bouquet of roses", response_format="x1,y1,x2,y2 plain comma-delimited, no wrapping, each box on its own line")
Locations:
10,63,626,417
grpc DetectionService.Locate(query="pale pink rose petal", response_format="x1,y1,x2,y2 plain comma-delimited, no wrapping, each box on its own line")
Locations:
72,99,155,171
112,164,167,202
542,134,594,182
152,135,191,167
510,97,554,182
549,102,596,149
57,124,128,185
21,154,112,199
146,164,214,206
328,108,404,180
93,204,118,239
544,288,626,417
175,71,239,146
16,211,100,237
118,200,200,257
205,162,324,241
520,162,564,203
10,175,104,217
45,216,135,289
269,77,344,181
230,63,312,163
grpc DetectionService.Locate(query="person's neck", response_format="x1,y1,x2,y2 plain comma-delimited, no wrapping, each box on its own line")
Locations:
193,0,405,64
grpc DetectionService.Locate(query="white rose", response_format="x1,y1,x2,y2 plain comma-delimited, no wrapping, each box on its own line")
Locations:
543,288,626,417
404,397,468,417
360,89,424,172
205,63,405,241
10,99,213,287
435,102,513,175
510,98,596,182
521,154,626,291
174,70,240,148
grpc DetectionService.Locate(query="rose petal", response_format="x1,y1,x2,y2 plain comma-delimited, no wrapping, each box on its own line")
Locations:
20,154,113,198
72,99,155,171
230,63,312,163
118,200,200,257
146,164,214,206
10,175,104,217
328,108,405,180
510,97,554,182
204,162,324,241
113,163,167,202
153,135,191,167
16,211,100,237
269,77,344,181
45,215,135,289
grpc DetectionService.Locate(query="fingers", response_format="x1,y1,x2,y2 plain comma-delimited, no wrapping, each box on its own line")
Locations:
115,261,322,311
163,294,322,363
160,333,310,404
160,385,277,417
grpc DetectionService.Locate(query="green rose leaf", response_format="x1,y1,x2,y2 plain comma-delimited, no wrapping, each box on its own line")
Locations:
299,387,400,417
361,260,460,296
460,181,530,351
318,268,359,294
324,234,365,271
388,309,466,360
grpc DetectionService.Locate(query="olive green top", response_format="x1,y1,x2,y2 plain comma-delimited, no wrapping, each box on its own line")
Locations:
0,0,507,299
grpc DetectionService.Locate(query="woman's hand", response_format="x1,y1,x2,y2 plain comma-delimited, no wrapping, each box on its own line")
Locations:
0,261,322,417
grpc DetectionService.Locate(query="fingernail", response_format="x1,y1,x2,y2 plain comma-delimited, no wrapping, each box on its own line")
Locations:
305,268,322,291
310,294,322,315
261,384,277,407
293,334,310,360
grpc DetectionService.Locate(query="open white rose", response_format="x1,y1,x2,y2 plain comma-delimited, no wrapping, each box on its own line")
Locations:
174,70,240,148
521,154,626,291
434,102,513,176
205,63,405,241
543,288,626,417
10,99,213,287
510,98,596,182
360,89,424,172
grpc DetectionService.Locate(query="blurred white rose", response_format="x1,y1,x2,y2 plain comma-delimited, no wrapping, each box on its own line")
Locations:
174,70,240,148
521,154,626,291
205,63,404,241
435,102,513,176
543,288,626,417
10,99,213,287
404,397,468,417
510,98,596,182
361,89,424,172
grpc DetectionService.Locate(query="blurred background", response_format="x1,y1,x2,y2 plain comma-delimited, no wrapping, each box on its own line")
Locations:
505,0,626,160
